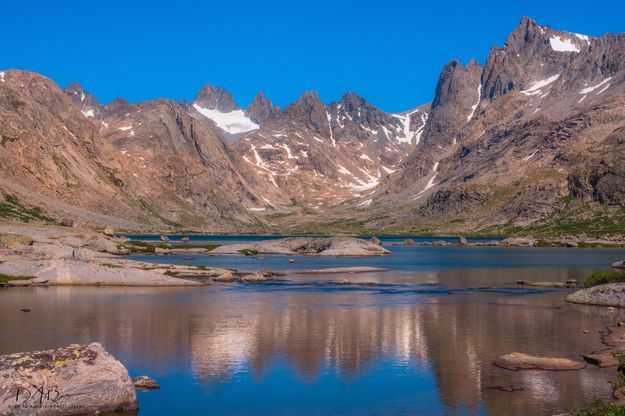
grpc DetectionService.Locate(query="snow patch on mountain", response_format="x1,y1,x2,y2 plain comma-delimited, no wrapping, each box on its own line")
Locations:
467,84,482,121
549,36,580,53
521,74,560,95
193,104,259,134
580,78,612,94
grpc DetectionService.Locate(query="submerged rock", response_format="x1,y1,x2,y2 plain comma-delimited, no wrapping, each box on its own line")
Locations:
566,283,625,307
0,343,137,415
291,267,390,274
517,280,577,288
494,352,586,371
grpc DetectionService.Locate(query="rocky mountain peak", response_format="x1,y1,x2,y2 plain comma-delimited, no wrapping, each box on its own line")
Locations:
282,91,330,136
64,82,103,119
246,92,280,124
104,98,135,117
193,84,240,112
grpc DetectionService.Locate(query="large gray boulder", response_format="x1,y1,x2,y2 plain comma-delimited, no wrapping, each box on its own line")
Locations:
566,283,625,307
0,343,137,415
614,260,625,269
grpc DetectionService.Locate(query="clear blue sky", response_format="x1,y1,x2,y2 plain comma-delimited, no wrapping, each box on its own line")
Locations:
2,0,624,112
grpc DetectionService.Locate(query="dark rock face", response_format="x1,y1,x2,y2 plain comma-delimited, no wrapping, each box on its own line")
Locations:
417,186,492,216
568,128,625,206
247,92,280,124
282,91,331,137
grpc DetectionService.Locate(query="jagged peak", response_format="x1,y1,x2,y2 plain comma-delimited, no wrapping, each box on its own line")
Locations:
193,83,240,112
247,92,280,124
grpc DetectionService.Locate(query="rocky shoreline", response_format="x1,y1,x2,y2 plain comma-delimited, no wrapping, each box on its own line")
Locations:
0,224,392,287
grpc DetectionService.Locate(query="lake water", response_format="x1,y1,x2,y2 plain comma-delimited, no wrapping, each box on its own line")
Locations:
1,237,625,415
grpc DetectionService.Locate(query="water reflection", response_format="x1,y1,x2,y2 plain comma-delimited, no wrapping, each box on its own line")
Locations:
0,268,624,415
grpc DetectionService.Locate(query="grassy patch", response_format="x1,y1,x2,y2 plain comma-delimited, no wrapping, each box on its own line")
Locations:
0,193,57,224
238,248,258,255
197,244,220,251
123,241,157,253
584,270,625,288
0,273,34,283
101,263,123,269
164,270,180,276
571,398,625,416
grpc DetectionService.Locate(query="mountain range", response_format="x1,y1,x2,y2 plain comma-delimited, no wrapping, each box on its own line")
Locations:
1,17,624,236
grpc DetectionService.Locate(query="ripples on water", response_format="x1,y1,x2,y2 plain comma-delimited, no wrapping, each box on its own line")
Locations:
1,239,625,415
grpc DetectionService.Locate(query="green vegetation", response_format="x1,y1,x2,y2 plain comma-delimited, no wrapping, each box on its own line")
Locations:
196,265,207,270
0,273,34,284
123,241,158,253
197,244,220,251
101,263,123,269
0,193,57,223
584,270,625,288
164,270,180,276
572,399,625,416
238,248,258,255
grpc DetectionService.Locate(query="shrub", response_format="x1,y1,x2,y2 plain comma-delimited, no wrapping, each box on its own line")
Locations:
584,270,625,288
571,398,625,416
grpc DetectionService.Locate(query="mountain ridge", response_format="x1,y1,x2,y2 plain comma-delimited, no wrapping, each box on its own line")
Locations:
1,17,624,236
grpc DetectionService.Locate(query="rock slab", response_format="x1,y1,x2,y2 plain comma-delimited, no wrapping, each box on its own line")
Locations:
0,343,137,415
494,352,586,371
566,283,625,307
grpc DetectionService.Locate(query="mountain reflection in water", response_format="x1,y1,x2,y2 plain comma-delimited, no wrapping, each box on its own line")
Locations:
1,267,624,415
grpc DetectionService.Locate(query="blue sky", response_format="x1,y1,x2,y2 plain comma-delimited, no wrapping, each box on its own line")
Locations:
2,0,624,112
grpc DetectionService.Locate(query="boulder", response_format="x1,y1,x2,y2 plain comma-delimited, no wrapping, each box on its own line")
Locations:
84,238,129,255
501,237,536,247
160,234,169,241
494,352,586,371
0,233,33,249
614,261,625,269
132,375,160,391
103,227,116,236
212,271,236,282
60,218,74,227
566,283,625,307
458,236,469,246
370,236,382,246
240,272,272,282
403,239,416,246
211,237,390,257
0,343,137,415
